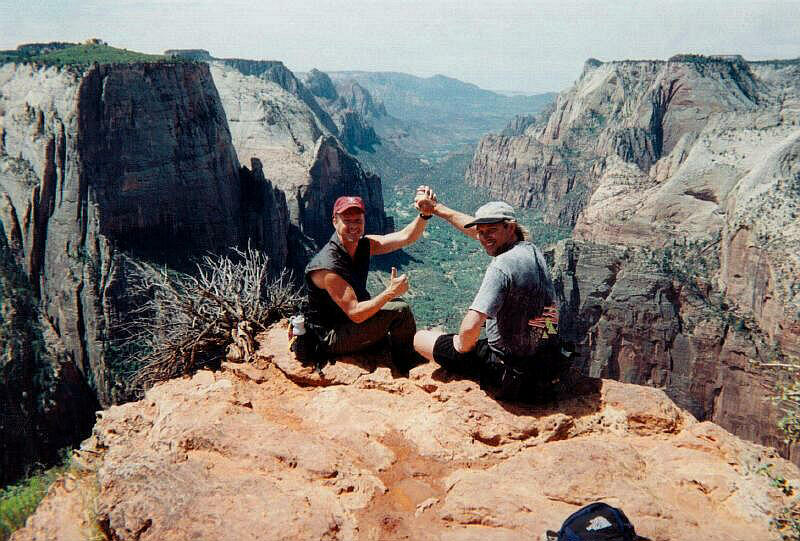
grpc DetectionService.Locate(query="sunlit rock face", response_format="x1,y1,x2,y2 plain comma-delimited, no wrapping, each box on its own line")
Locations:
468,55,785,227
496,55,800,461
303,68,382,152
13,327,799,541
210,60,389,264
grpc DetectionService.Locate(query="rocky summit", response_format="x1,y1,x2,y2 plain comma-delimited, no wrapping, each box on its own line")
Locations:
13,325,799,541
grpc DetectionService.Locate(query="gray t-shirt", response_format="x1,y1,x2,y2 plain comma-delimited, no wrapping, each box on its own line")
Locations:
469,241,556,357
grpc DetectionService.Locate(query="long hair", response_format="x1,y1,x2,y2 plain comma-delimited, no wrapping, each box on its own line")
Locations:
512,222,530,241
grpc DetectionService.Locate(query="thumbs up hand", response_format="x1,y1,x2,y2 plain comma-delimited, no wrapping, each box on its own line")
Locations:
386,266,409,298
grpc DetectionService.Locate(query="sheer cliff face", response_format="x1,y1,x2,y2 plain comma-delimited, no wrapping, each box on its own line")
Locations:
552,240,799,461
0,61,291,417
76,63,243,255
302,135,386,246
467,57,768,226
303,69,382,152
501,56,800,460
211,61,388,253
565,59,800,360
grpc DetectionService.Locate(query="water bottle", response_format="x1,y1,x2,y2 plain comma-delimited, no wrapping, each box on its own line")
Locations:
289,315,306,336
289,315,310,361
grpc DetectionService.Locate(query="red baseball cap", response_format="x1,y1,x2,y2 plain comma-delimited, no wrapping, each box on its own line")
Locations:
332,196,365,216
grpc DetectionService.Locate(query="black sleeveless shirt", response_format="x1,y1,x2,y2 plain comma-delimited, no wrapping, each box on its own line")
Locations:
305,232,371,328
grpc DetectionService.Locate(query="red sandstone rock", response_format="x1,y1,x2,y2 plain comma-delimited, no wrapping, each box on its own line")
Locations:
13,326,798,541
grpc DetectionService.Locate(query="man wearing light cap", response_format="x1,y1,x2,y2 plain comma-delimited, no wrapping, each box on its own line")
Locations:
305,191,435,372
413,189,561,400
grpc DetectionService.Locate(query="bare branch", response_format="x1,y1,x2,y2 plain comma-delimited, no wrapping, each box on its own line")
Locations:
117,248,305,397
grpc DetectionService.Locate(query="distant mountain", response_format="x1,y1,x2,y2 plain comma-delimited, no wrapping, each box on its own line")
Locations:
326,71,555,153
328,71,553,122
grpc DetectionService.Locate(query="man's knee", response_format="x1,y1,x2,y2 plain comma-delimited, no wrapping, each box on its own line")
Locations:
414,329,442,361
384,300,416,331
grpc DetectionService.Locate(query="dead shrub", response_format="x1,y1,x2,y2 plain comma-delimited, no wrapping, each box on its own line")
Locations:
121,246,304,396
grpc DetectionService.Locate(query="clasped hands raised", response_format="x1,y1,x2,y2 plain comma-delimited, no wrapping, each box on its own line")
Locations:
414,185,437,216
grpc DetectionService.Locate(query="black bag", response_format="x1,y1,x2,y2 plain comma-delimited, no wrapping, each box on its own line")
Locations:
290,321,330,374
485,337,567,403
547,502,639,541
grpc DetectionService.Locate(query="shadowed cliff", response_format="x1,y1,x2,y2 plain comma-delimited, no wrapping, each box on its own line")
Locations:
0,58,289,483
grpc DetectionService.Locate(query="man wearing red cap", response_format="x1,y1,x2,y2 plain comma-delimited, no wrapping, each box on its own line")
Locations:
304,190,436,371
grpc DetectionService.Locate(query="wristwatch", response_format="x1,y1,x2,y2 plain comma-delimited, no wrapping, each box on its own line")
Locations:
420,213,433,220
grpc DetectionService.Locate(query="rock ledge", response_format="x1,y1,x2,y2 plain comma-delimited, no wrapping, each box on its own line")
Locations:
13,324,799,541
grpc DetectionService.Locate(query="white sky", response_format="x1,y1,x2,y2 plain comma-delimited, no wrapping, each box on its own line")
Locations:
2,0,799,93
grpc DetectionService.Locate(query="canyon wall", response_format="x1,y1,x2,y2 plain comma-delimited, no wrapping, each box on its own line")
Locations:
209,60,390,259
467,56,782,225
551,240,797,459
0,60,290,481
471,55,800,458
303,68,382,152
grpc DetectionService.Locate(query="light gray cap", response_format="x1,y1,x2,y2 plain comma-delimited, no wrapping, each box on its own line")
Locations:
464,201,516,227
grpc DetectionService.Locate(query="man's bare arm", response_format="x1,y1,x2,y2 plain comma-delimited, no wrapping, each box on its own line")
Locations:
310,268,408,324
454,309,487,352
367,214,428,256
431,203,478,241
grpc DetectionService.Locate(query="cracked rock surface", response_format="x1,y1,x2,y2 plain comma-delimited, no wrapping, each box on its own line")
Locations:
13,324,799,541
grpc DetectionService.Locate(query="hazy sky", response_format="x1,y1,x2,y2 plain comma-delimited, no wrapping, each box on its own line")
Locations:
2,0,799,93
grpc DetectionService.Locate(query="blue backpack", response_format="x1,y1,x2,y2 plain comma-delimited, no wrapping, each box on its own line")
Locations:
546,502,640,541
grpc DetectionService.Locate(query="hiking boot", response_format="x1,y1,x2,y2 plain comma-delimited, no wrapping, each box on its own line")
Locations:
495,366,524,401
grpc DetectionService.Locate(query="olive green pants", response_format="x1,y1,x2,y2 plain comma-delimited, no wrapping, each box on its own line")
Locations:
323,300,416,357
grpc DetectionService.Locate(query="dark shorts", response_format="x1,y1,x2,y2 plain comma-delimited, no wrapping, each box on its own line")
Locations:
432,334,564,402
432,335,493,378
323,300,416,356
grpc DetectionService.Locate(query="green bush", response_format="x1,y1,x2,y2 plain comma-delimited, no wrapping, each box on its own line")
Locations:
758,461,800,541
0,454,70,540
2,43,180,67
759,357,800,540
